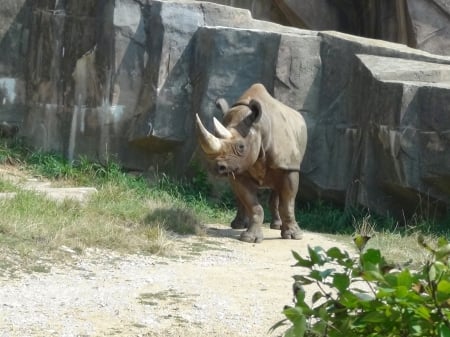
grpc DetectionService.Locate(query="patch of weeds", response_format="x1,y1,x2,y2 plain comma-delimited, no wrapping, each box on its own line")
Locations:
187,242,213,256
132,323,147,329
139,291,170,303
144,207,204,236
29,264,51,273
186,239,229,257
138,290,193,307
0,178,17,192
162,314,189,325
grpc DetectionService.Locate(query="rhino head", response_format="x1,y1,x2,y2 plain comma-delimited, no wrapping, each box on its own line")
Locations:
196,98,263,176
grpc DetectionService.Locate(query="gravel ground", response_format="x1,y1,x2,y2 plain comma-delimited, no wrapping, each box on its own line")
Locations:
0,225,350,337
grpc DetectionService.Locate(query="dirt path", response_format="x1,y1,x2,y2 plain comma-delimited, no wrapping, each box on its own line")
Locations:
0,224,351,337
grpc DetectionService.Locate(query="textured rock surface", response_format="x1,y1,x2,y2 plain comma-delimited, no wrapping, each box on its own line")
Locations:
211,0,450,57
0,0,449,218
0,0,29,126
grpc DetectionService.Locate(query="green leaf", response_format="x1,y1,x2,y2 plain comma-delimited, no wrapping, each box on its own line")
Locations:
311,320,327,335
312,291,323,304
283,307,307,337
415,305,431,320
292,250,313,268
320,268,335,280
362,269,385,282
317,306,329,320
436,244,450,260
437,280,450,294
437,280,450,303
377,287,396,298
326,247,347,260
353,234,371,251
308,246,325,266
340,291,360,308
430,264,438,281
294,283,306,303
439,323,450,337
283,306,303,322
362,249,382,264
310,270,323,281
438,236,449,248
360,311,386,323
292,275,314,285
384,274,398,287
396,269,413,288
333,273,350,292
429,261,446,282
395,285,409,298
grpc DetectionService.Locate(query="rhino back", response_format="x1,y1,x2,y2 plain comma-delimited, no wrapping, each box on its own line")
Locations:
264,98,307,171
232,83,307,172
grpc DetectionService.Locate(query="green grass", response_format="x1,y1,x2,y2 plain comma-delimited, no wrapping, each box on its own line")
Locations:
0,178,17,192
293,200,449,267
0,139,233,268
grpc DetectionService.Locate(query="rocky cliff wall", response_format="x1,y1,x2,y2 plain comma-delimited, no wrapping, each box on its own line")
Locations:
0,0,449,219
208,0,450,57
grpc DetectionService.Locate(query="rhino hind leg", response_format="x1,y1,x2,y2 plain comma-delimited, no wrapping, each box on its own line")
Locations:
278,171,303,240
268,190,282,230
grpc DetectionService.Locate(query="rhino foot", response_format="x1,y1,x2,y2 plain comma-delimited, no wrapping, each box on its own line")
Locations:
239,229,264,243
270,220,282,230
281,225,303,240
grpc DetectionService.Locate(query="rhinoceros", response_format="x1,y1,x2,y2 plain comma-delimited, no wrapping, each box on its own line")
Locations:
195,83,307,243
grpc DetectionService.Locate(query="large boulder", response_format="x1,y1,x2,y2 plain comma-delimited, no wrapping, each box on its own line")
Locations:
0,0,29,127
205,0,450,57
0,0,449,219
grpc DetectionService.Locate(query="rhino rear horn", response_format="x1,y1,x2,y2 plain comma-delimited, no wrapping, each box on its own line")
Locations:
213,117,233,139
195,114,223,154
215,98,229,115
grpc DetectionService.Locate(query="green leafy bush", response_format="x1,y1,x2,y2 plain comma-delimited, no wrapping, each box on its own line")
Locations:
272,234,450,337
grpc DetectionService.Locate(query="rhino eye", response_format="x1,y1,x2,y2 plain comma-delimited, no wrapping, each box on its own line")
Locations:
237,143,245,152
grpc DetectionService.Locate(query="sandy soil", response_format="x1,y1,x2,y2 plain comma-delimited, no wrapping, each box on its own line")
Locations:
0,224,350,337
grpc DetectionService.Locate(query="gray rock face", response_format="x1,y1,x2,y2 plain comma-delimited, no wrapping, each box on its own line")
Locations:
0,0,29,126
0,0,449,219
216,0,450,57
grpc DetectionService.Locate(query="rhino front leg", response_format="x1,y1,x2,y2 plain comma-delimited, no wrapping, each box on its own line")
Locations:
232,190,279,230
230,197,249,229
230,177,264,243
269,190,282,230
278,171,302,240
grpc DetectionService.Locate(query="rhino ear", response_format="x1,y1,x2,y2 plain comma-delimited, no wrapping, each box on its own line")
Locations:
215,98,229,115
248,99,262,124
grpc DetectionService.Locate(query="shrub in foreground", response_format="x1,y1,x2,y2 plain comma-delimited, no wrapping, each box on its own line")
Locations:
272,234,450,337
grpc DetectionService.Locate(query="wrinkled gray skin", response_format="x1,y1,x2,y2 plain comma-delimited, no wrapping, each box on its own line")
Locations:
196,83,307,243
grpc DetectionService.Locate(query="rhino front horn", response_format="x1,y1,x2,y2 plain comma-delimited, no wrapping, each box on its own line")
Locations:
195,114,223,154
